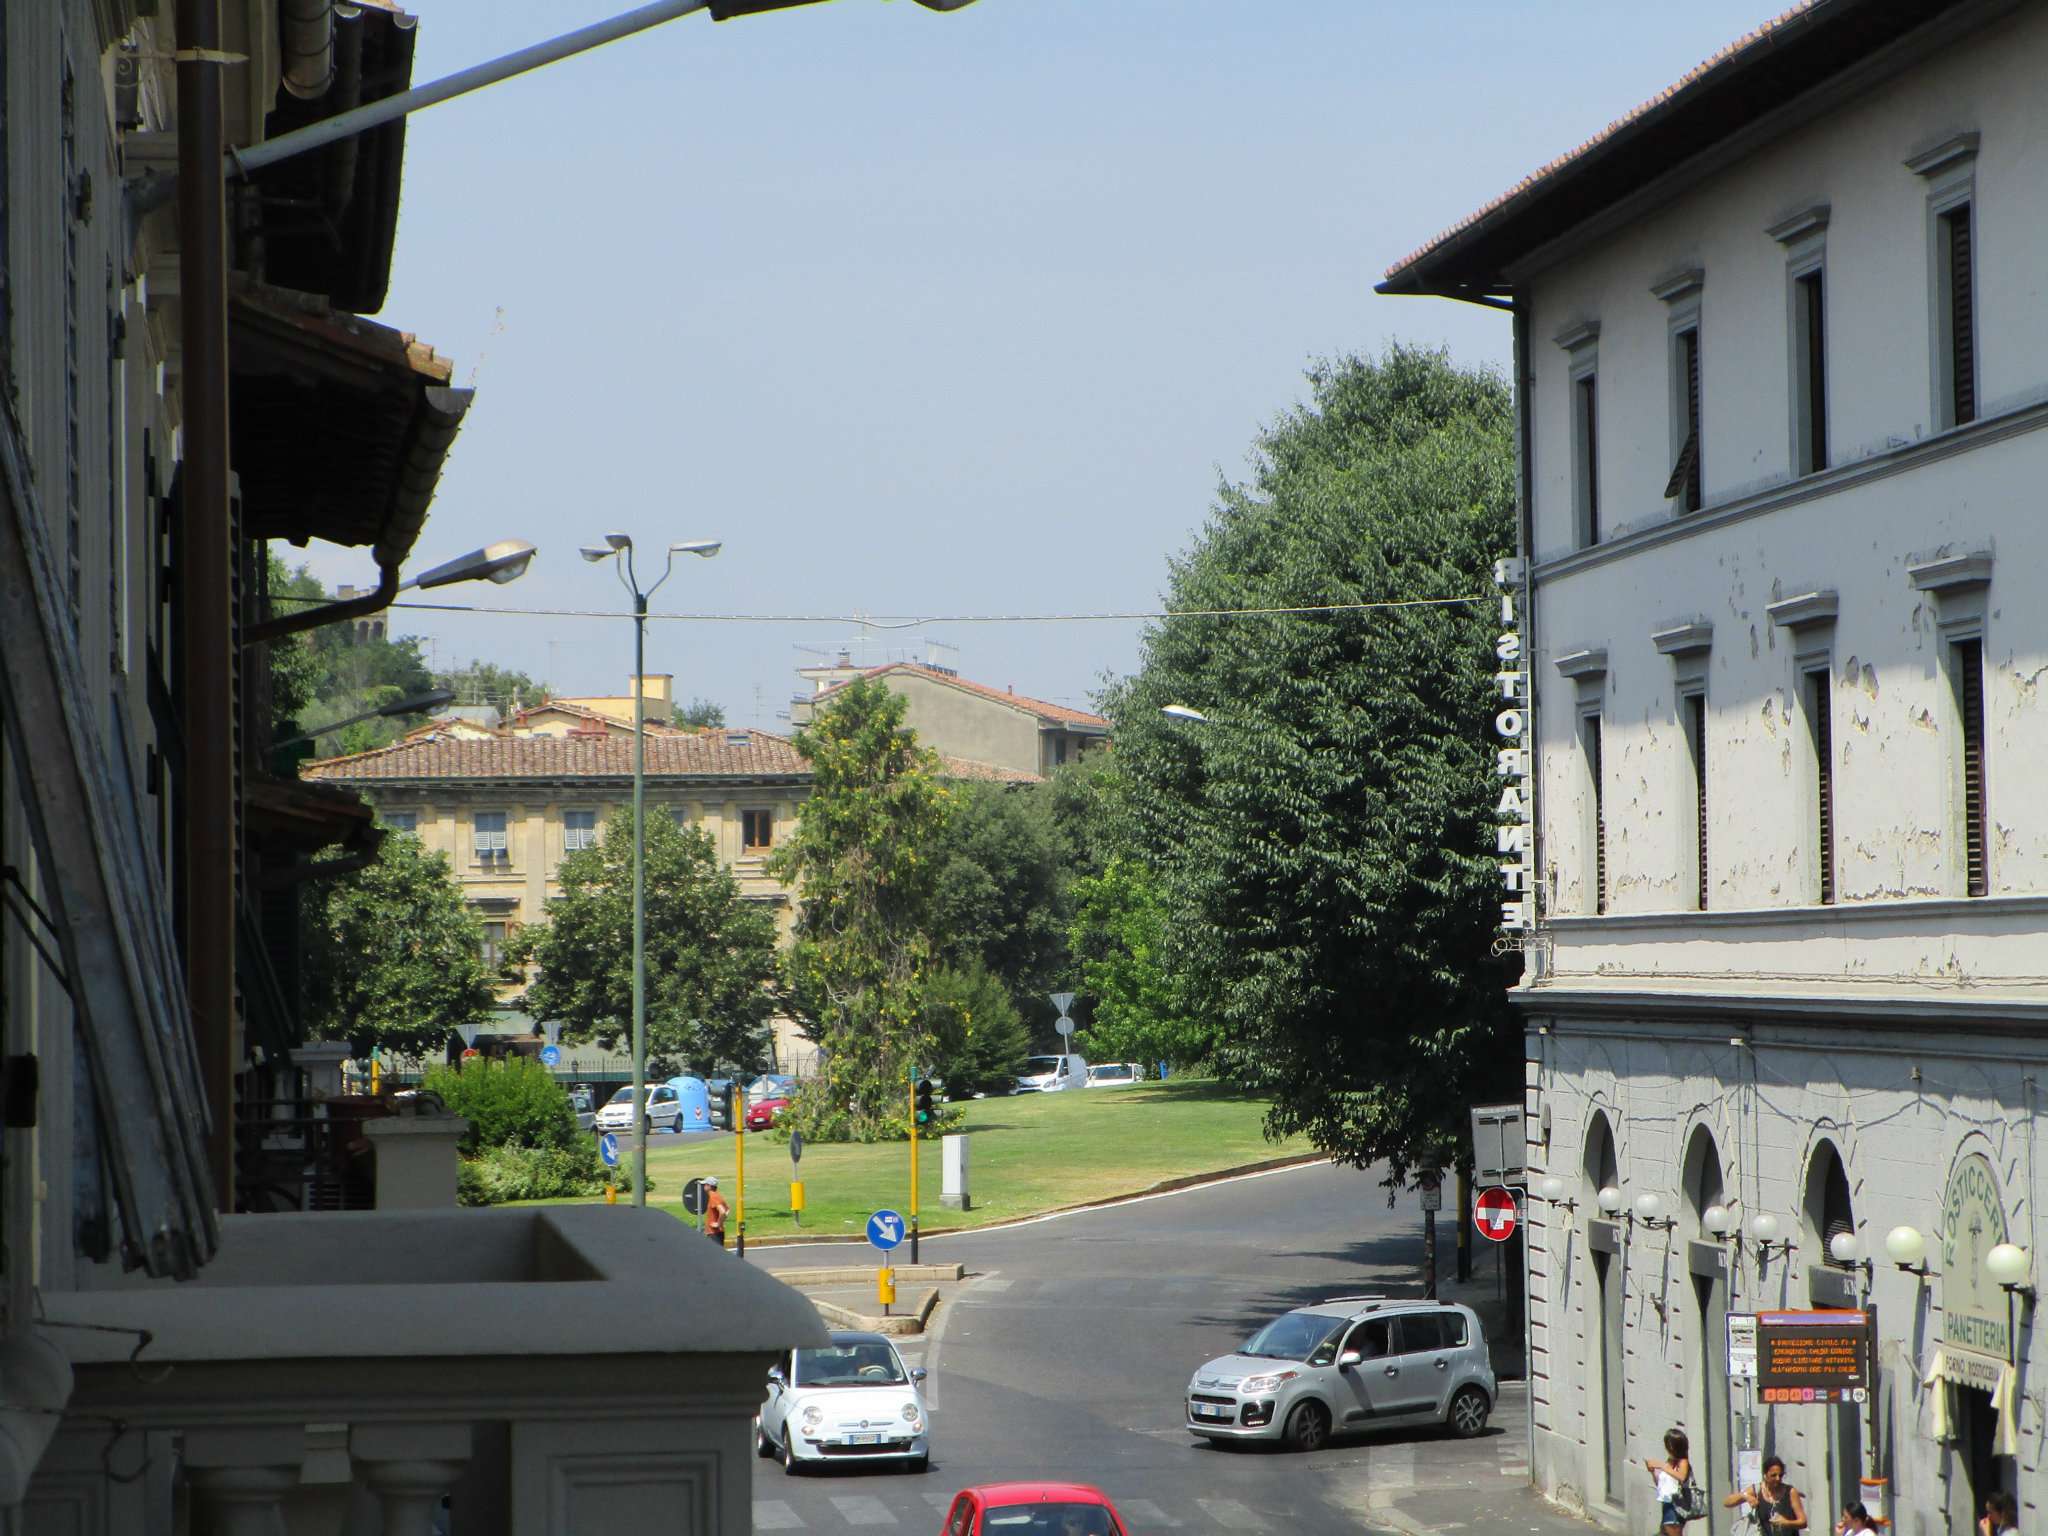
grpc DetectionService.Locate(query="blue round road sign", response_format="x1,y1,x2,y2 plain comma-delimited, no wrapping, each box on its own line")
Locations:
866,1209,906,1251
598,1132,620,1168
540,1044,562,1067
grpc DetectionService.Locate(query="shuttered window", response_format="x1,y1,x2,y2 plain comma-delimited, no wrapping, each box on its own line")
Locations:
1954,639,1987,896
1807,670,1835,905
1584,715,1606,915
1578,373,1600,544
1663,328,1703,510
473,810,510,864
1796,270,1828,473
1943,205,1976,426
1686,694,1708,911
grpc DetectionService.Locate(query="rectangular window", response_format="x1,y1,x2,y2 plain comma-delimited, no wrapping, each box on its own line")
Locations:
1953,638,1987,896
1939,204,1977,427
383,810,418,835
1794,270,1828,473
1684,693,1708,911
1583,714,1606,915
473,811,510,864
563,809,598,851
742,808,774,852
1575,372,1600,544
480,920,508,971
1664,329,1703,511
1805,669,1835,905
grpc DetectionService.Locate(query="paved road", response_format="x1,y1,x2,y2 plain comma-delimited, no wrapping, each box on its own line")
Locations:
746,1162,1572,1536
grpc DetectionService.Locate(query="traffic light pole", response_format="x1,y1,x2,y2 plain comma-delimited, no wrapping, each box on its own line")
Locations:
735,1086,747,1259
908,1077,920,1264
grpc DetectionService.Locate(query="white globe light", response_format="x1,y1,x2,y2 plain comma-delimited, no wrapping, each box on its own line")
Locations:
1537,1174,1567,1203
1885,1225,1927,1266
1986,1243,2032,1287
1634,1192,1667,1222
1703,1204,1734,1238
1597,1185,1624,1215
1829,1231,1862,1264
1747,1212,1781,1243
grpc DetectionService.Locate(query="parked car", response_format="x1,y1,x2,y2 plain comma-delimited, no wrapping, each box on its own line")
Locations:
757,1330,929,1473
593,1082,686,1136
748,1073,797,1107
1184,1296,1495,1451
745,1096,790,1131
1014,1053,1090,1093
567,1084,597,1131
1085,1062,1144,1088
937,1484,1130,1536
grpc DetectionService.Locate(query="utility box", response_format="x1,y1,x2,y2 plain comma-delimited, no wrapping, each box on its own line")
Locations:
941,1133,970,1210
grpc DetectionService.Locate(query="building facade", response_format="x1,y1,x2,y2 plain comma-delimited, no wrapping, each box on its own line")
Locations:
792,660,1110,778
1384,5,2048,1534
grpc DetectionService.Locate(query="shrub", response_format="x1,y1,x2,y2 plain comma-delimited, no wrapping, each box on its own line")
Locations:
456,1142,609,1206
421,1059,578,1154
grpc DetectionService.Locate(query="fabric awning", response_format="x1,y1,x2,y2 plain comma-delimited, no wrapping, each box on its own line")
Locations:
1921,1347,2019,1455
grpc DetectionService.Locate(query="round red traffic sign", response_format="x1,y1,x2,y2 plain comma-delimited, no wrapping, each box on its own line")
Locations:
1474,1186,1519,1243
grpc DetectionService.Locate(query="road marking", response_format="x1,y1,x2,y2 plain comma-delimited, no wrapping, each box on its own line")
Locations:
976,1276,1014,1291
754,1500,803,1530
1120,1499,1181,1527
830,1495,899,1526
1194,1498,1261,1531
1370,1442,1416,1490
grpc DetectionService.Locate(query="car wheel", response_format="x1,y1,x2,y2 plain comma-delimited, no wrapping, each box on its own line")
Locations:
1282,1400,1331,1454
1448,1385,1491,1438
756,1422,776,1459
643,1114,654,1138
782,1443,806,1477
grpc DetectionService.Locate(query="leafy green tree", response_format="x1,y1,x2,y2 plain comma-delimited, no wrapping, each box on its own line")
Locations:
673,697,726,729
930,782,1073,1021
515,809,779,1075
769,678,951,1142
301,828,498,1061
922,961,1030,1099
421,1058,580,1153
436,660,551,716
1068,855,1215,1070
267,554,324,736
1102,345,1520,1177
265,555,443,754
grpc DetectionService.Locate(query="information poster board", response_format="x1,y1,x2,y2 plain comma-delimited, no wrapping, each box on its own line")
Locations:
1726,1312,1758,1379
1756,1309,1872,1404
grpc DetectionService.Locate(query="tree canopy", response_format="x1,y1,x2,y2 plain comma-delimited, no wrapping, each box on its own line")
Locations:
929,781,1073,1034
673,697,726,729
515,808,780,1076
300,827,498,1060
1100,345,1520,1177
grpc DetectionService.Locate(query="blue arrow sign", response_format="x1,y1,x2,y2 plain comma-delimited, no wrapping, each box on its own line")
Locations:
598,1132,620,1169
867,1209,905,1252
539,1044,562,1067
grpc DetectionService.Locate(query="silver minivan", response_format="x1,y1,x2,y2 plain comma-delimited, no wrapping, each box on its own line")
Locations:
1185,1297,1495,1452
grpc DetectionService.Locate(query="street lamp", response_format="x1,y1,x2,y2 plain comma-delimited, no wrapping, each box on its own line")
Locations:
581,533,722,1208
274,688,458,750
404,538,538,590
245,538,539,645
1160,704,1210,724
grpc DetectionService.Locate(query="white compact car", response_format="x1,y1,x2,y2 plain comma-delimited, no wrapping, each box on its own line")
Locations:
757,1332,930,1474
1086,1062,1145,1088
1014,1053,1090,1093
592,1083,683,1136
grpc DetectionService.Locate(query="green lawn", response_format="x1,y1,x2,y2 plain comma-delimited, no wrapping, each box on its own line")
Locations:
615,1080,1314,1240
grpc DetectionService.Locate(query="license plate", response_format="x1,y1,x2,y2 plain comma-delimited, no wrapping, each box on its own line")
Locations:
845,1433,884,1445
1192,1404,1230,1419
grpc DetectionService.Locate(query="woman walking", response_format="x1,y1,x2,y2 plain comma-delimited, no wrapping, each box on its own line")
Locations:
1723,1455,1808,1531
1647,1429,1695,1536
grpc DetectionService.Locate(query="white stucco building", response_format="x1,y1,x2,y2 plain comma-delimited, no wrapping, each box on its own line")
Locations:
1384,4,2048,1533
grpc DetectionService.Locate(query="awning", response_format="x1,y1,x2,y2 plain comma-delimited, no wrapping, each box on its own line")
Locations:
228,276,472,567
1922,1347,2019,1455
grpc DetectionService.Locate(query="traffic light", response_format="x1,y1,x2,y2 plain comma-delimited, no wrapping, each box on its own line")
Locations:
722,1080,740,1131
914,1078,935,1128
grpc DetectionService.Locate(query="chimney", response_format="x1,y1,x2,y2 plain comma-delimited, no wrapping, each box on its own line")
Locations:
634,673,674,705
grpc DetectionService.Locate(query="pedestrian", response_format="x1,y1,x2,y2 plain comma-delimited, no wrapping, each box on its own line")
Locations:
1646,1429,1694,1536
1836,1502,1876,1535
1724,1456,1807,1532
704,1174,729,1248
1980,1491,2019,1536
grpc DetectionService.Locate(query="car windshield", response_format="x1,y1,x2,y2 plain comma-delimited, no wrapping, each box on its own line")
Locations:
1023,1057,1061,1075
1239,1311,1345,1361
984,1503,1119,1536
792,1343,907,1388
606,1088,634,1105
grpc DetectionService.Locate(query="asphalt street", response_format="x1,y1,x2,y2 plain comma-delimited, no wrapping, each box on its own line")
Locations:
745,1161,1593,1536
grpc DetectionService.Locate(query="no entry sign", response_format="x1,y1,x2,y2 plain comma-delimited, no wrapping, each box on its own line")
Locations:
1474,1186,1519,1243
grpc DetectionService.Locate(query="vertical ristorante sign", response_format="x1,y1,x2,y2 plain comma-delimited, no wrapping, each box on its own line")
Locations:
1493,557,1533,932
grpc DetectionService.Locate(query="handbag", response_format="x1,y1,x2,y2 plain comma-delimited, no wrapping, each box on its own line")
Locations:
1674,1478,1709,1524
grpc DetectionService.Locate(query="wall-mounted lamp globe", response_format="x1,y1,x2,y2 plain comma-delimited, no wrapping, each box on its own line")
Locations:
1703,1204,1736,1239
1885,1224,1935,1278
1987,1242,2035,1301
1596,1185,1623,1216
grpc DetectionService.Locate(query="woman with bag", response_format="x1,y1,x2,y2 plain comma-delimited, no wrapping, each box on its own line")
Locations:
1647,1429,1696,1536
1723,1456,1808,1532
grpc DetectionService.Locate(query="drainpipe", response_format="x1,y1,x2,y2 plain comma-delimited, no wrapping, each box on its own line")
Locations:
280,0,337,99
176,0,236,1210
243,557,398,646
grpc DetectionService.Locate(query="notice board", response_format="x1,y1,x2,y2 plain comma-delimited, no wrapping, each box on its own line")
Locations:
1756,1309,1873,1404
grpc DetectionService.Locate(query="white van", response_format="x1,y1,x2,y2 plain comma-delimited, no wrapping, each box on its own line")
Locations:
1014,1053,1089,1093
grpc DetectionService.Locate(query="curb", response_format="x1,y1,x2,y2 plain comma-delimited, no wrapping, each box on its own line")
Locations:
810,1287,942,1336
777,1263,964,1287
739,1153,1330,1247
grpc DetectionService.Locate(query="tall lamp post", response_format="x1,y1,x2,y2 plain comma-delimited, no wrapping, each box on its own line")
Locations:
580,533,722,1207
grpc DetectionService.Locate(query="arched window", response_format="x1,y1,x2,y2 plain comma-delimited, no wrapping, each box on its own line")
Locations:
1804,1139,1854,1253
1683,1125,1725,1230
1584,1110,1619,1199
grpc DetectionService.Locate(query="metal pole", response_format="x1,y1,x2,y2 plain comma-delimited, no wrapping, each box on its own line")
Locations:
910,1078,920,1265
735,1104,746,1258
230,0,715,179
632,588,648,1208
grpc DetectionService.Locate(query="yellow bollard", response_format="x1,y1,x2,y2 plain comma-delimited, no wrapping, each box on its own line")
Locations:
877,1265,896,1314
790,1180,805,1215
604,1184,617,1206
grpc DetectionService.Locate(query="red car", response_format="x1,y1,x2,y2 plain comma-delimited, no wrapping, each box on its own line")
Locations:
745,1096,790,1131
938,1484,1129,1536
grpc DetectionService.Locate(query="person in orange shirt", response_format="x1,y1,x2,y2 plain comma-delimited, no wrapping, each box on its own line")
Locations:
703,1176,730,1248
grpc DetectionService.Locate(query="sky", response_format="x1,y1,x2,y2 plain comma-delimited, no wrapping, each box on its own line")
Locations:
300,0,1789,728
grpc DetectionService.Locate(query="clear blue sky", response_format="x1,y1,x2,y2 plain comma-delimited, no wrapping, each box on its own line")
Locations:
304,0,1783,726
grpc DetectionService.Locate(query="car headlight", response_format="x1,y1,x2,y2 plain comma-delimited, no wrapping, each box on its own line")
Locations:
801,1406,823,1428
1237,1370,1298,1394
901,1403,921,1423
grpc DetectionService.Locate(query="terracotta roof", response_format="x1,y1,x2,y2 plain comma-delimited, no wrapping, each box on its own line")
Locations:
301,727,1043,786
821,664,1109,730
1378,0,1970,298
506,699,682,735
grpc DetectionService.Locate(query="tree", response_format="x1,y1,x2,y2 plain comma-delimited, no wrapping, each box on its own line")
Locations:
515,809,779,1075
1101,345,1520,1177
1068,855,1215,1070
673,697,725,729
436,660,551,716
265,554,443,754
929,781,1073,1025
301,828,498,1061
769,678,951,1142
922,961,1030,1099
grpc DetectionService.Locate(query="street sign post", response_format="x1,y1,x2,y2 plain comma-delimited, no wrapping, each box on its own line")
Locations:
539,1043,561,1068
681,1176,708,1219
1051,991,1076,1040
1418,1171,1443,1213
867,1209,905,1252
1727,1313,1759,1380
1470,1104,1525,1187
598,1132,620,1168
1474,1186,1519,1243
